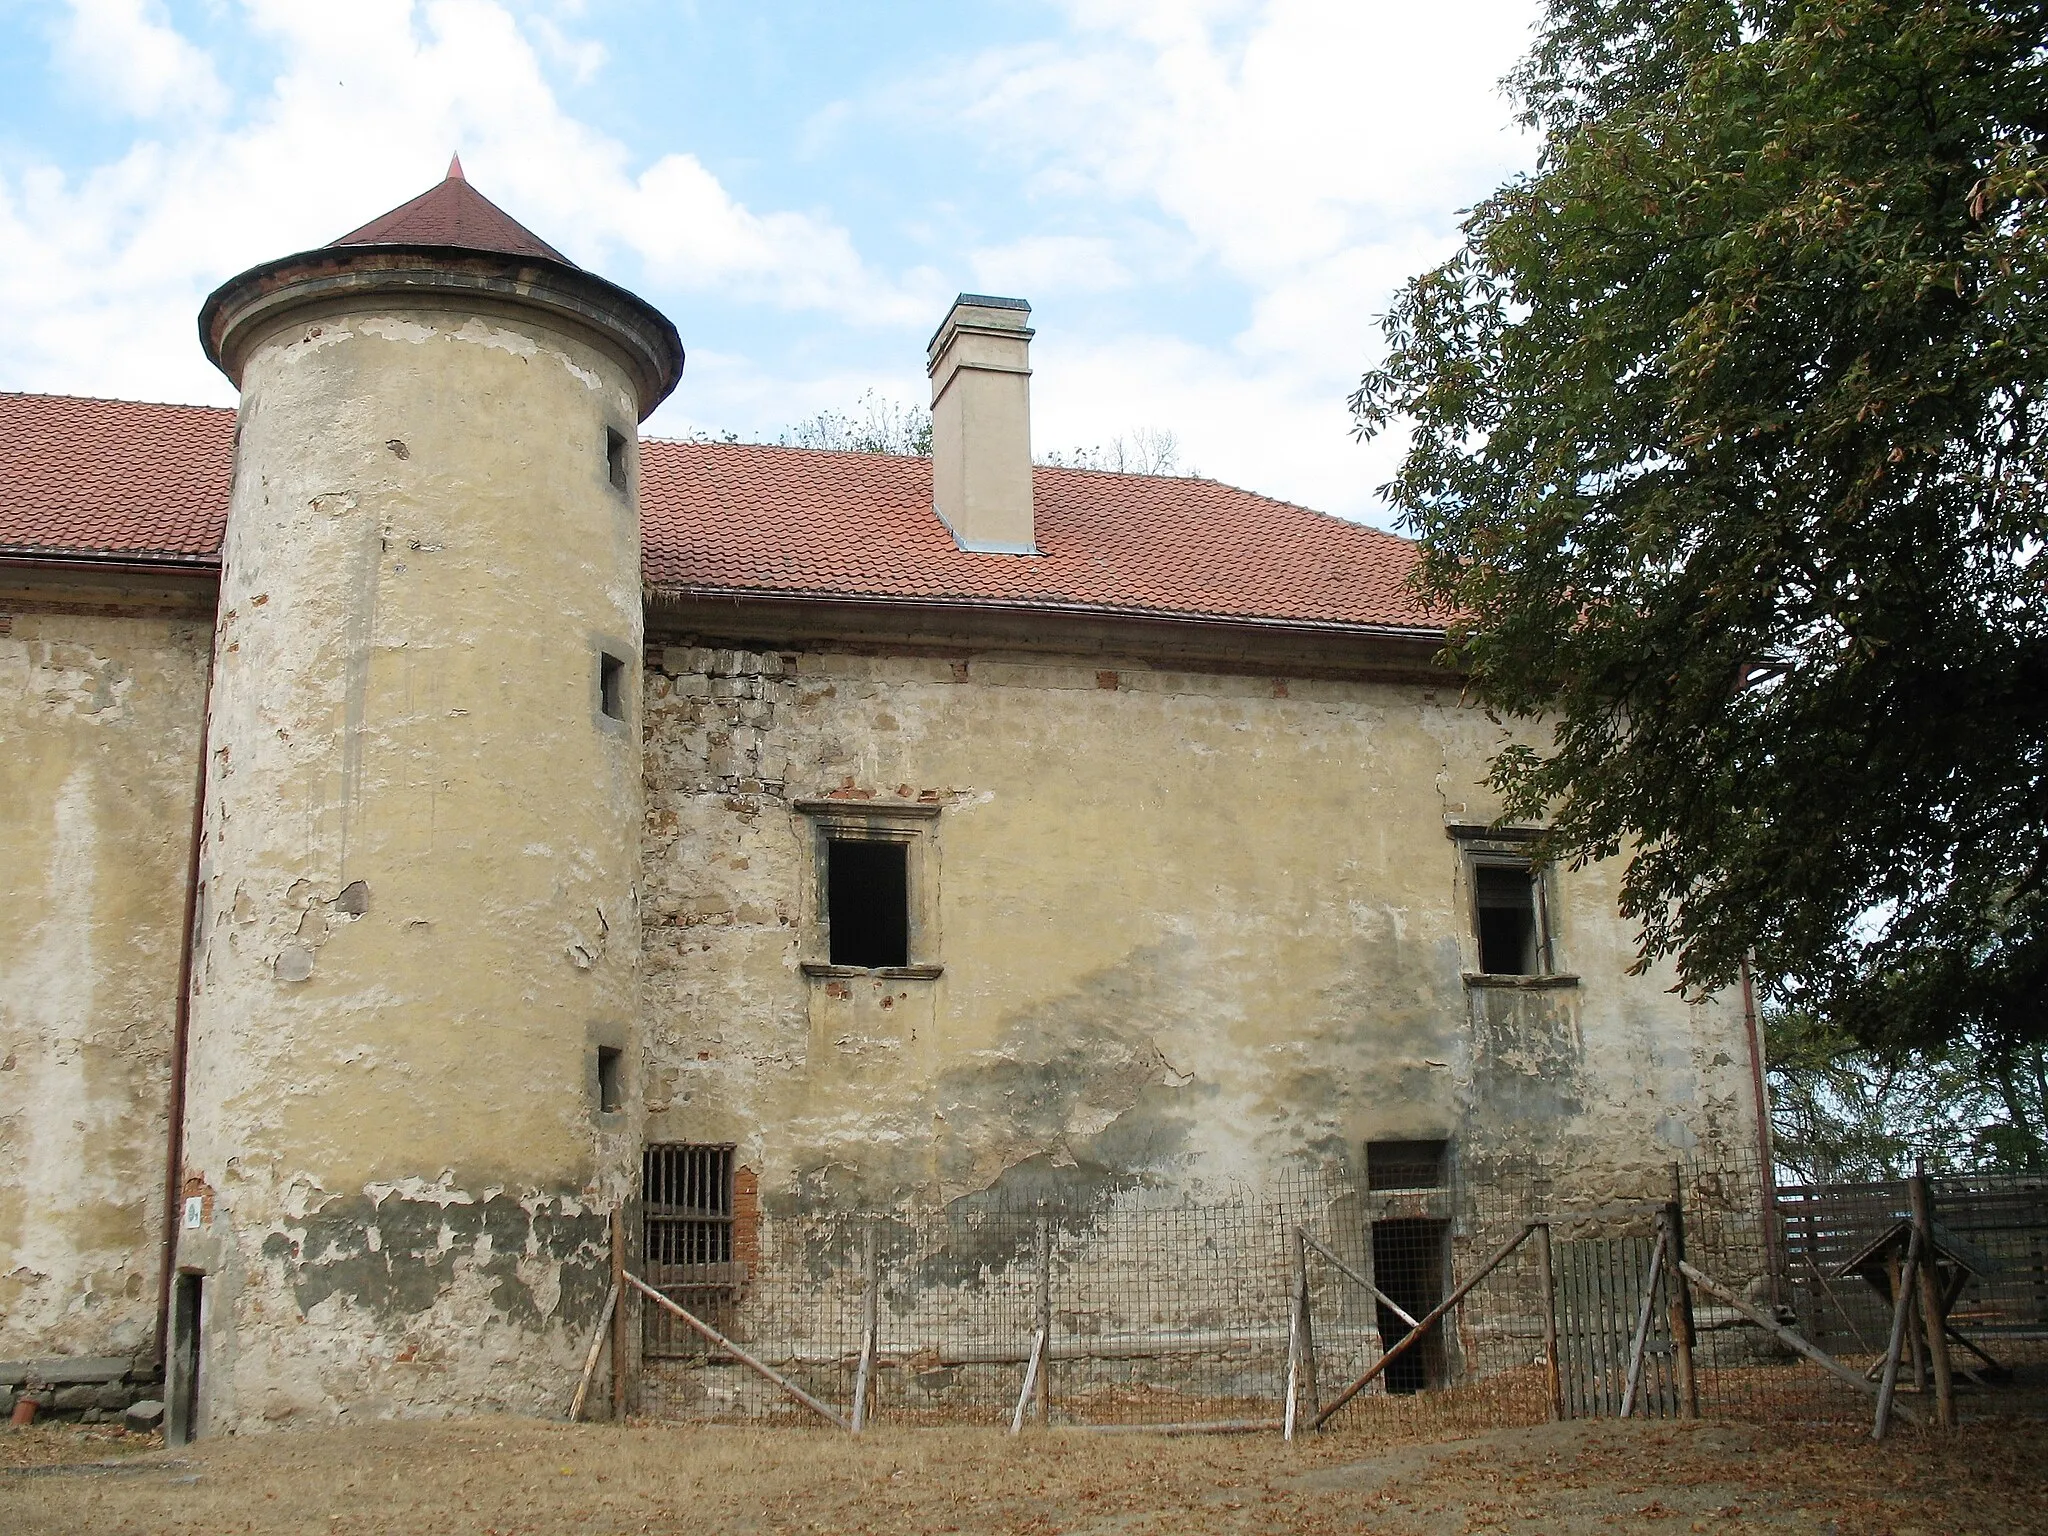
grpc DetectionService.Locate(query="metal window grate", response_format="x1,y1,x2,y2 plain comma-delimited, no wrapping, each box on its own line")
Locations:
645,1143,734,1265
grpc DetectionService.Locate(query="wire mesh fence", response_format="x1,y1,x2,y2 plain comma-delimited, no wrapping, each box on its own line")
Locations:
631,1153,2048,1435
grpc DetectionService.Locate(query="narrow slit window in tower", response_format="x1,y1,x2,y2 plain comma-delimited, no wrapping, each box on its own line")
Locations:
599,652,626,722
596,1046,623,1113
826,838,908,967
606,426,629,491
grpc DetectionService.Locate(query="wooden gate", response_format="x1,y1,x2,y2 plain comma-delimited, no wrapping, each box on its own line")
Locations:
1553,1233,1681,1418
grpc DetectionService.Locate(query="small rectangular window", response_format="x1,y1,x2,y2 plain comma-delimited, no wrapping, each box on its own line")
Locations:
826,838,909,967
596,1046,623,1113
606,427,629,491
1474,864,1542,975
1368,1138,1450,1191
599,652,626,722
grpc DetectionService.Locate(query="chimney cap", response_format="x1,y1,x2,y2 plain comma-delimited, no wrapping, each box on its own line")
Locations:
928,292,1032,353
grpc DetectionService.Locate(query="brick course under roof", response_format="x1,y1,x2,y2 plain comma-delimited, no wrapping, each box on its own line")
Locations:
0,392,1438,633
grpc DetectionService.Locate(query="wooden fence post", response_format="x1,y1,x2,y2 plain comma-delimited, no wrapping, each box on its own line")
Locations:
1908,1170,1956,1430
609,1205,628,1423
851,1220,879,1433
1534,1221,1562,1422
1666,1169,1700,1420
1294,1226,1320,1427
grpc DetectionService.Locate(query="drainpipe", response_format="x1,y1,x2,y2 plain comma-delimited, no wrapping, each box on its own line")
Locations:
155,656,214,1369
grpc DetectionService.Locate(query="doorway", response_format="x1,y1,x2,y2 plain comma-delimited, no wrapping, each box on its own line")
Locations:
1371,1218,1450,1393
168,1272,203,1445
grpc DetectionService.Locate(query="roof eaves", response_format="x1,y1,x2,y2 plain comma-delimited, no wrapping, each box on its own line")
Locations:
643,581,1447,642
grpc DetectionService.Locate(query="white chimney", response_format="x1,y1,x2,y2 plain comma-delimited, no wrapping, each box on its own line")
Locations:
927,294,1035,554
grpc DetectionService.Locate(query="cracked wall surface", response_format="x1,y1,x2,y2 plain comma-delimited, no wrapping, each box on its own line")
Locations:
176,302,645,1431
0,610,209,1359
641,642,1757,1212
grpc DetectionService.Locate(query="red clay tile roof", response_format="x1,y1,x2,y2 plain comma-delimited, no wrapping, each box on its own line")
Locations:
0,392,1436,632
641,441,1434,632
0,393,233,564
329,161,572,266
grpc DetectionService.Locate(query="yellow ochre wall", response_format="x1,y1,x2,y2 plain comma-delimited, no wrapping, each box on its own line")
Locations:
0,609,208,1361
175,302,646,1429
642,643,1756,1208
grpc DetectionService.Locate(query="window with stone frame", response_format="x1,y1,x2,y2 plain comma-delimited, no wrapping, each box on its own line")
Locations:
795,800,942,977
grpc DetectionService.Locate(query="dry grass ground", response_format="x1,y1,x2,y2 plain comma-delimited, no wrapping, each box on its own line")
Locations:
3,1413,2044,1534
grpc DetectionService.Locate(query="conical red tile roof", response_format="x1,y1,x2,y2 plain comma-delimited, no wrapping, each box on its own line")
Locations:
328,162,573,266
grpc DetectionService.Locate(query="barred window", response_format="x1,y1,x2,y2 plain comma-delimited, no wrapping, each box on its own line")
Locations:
643,1143,733,1265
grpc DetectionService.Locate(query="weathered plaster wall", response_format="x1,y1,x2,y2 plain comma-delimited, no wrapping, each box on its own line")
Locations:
0,610,209,1359
178,302,645,1431
641,643,1756,1211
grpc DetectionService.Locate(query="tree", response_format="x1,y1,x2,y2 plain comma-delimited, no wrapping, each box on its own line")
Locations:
773,390,933,457
1768,1010,2047,1178
1353,0,2048,1055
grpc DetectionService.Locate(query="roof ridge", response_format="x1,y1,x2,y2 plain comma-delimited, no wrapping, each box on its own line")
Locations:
0,389,234,415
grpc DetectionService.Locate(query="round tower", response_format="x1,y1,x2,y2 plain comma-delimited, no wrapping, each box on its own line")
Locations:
174,160,681,1432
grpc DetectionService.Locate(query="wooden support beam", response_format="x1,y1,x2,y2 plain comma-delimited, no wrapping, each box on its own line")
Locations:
1311,1224,1534,1431
851,1221,879,1433
624,1273,851,1431
568,1282,619,1423
1010,1327,1046,1436
1675,1259,1918,1425
1534,1223,1562,1422
1300,1231,1420,1328
1619,1222,1668,1419
1908,1173,1957,1430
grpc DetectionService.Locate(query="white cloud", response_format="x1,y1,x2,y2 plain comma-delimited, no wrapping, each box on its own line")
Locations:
58,0,227,119
905,0,1540,521
0,0,921,406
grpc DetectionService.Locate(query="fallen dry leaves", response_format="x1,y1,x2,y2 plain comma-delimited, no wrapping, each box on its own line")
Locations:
0,1413,2042,1534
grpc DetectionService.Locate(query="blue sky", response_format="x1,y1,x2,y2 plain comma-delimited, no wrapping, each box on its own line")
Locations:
0,1,1541,524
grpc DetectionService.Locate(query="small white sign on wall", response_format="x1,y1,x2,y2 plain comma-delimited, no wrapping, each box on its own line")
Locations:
183,1196,204,1230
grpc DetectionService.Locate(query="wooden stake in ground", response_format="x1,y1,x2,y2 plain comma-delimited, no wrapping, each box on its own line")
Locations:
1619,1218,1669,1419
569,1282,620,1422
1010,1327,1046,1436
625,1273,851,1431
1908,1171,1957,1430
851,1221,879,1434
1033,1216,1052,1427
1873,1225,1923,1442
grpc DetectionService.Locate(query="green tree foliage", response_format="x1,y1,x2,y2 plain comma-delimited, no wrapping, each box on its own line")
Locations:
1354,0,2048,1053
1768,1012,2047,1178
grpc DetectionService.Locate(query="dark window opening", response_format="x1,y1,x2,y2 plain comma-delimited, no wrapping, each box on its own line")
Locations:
606,427,629,491
1368,1138,1450,1191
599,652,626,722
1474,864,1541,974
596,1046,623,1113
1371,1217,1450,1394
827,838,909,967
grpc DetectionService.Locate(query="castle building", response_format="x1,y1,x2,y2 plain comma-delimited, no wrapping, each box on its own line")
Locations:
0,165,1763,1433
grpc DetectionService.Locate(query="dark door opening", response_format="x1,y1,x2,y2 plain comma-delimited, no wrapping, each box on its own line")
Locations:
169,1272,203,1444
1371,1218,1450,1394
